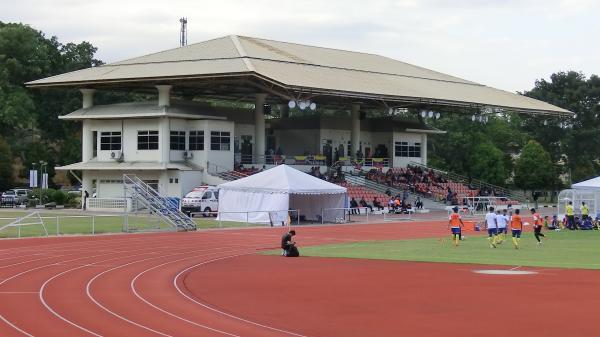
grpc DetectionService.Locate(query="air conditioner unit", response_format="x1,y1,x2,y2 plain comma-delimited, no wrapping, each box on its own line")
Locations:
110,151,124,162
183,151,193,159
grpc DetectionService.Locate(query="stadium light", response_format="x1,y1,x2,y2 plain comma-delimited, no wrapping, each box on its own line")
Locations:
421,110,427,118
435,112,441,119
543,120,548,126
309,102,317,111
428,110,434,118
288,100,296,109
471,115,476,122
299,101,307,110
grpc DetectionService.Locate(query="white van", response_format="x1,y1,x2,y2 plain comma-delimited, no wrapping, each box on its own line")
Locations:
181,186,219,217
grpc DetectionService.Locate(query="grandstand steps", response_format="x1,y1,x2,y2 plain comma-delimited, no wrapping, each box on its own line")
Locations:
344,174,448,210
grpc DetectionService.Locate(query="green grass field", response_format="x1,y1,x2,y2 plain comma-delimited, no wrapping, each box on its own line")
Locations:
295,231,600,269
0,211,261,238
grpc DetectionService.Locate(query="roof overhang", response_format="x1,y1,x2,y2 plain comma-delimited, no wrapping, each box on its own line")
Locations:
55,161,202,171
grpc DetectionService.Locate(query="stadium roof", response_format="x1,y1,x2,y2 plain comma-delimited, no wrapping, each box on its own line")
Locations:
27,35,570,115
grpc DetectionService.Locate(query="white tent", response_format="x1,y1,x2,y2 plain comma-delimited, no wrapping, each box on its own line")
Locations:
572,176,600,190
217,165,347,224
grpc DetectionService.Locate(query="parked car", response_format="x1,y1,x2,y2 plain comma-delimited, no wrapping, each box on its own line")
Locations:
181,186,219,217
1,190,17,207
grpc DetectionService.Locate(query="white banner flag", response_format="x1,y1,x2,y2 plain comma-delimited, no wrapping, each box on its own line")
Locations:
29,170,38,188
42,173,49,189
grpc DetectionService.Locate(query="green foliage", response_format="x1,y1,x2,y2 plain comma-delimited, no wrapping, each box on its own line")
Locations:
468,141,508,186
51,190,68,205
524,71,600,182
0,136,14,190
514,140,556,191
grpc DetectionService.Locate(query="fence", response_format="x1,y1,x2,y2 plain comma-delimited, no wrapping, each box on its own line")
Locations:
189,210,300,228
320,207,413,224
0,214,129,238
87,198,132,212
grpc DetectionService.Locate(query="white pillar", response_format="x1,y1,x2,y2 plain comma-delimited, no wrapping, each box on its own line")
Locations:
160,117,170,164
156,85,172,106
82,120,94,162
254,93,267,162
351,104,361,158
421,133,428,165
80,89,96,109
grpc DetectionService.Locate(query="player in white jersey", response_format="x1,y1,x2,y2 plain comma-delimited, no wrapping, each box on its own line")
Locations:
495,210,508,243
485,207,498,248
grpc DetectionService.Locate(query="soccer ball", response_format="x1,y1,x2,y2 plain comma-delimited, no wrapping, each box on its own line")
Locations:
524,222,530,226
461,235,466,240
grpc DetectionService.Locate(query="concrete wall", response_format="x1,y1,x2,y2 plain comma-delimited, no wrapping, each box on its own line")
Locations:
392,132,425,167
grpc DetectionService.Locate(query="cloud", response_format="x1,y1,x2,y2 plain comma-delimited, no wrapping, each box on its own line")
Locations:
2,0,599,92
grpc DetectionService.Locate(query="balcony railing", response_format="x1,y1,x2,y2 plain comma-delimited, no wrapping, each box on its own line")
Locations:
235,154,390,167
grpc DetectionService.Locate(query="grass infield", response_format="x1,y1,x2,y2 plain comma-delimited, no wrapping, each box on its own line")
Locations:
293,230,600,270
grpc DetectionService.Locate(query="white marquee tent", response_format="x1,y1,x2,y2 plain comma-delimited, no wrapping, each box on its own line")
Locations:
216,165,347,224
557,176,600,219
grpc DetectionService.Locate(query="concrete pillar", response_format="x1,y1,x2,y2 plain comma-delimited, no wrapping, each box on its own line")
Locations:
160,117,170,164
254,93,267,162
82,120,94,162
80,89,96,109
421,133,428,166
156,85,173,106
351,104,361,158
280,104,289,119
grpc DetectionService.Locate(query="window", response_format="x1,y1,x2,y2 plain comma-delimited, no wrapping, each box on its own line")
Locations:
138,130,159,150
394,141,421,158
189,131,204,151
170,131,186,150
202,191,212,199
100,131,121,151
210,131,230,151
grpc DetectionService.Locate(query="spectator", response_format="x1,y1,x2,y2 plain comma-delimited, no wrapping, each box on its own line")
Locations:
373,197,383,210
359,197,372,213
349,197,360,215
415,196,423,210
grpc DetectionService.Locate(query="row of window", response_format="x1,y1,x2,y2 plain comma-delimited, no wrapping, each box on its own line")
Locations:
99,130,231,151
394,141,421,158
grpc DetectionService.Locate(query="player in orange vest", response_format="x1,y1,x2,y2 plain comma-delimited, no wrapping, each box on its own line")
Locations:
530,208,546,245
510,208,523,249
448,206,465,246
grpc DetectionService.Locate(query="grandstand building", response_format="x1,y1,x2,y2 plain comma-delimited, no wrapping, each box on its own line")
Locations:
28,35,568,204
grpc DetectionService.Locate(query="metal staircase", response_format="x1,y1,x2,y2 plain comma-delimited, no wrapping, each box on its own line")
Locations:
123,174,196,231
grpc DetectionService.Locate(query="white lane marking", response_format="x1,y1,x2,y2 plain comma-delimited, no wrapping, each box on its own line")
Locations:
174,255,311,337
130,250,258,337
85,246,246,337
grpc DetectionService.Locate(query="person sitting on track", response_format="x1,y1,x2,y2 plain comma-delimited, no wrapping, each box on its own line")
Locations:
281,230,299,257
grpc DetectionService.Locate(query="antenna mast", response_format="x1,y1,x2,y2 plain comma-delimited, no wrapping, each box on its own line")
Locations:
179,17,187,47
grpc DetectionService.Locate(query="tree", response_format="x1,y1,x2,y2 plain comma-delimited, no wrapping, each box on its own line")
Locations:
0,136,14,191
468,141,508,186
524,71,600,182
513,140,556,192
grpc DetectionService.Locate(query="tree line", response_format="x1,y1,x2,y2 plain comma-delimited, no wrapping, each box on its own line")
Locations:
1,22,598,193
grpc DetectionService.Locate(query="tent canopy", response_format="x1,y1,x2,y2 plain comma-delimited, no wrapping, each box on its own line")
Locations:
218,164,346,194
572,176,600,190
217,165,347,224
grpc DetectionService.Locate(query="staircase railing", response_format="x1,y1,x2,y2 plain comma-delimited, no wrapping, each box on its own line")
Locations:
123,174,196,231
407,161,527,202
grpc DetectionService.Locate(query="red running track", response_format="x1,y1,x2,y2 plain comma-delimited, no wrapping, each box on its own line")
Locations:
0,221,597,337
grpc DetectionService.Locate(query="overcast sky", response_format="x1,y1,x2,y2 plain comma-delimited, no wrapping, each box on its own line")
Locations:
3,0,598,92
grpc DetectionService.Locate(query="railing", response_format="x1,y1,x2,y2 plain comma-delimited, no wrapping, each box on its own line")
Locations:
319,207,414,224
191,210,300,227
123,174,196,231
408,161,527,202
235,154,390,167
0,214,128,238
86,198,131,211
207,162,249,181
